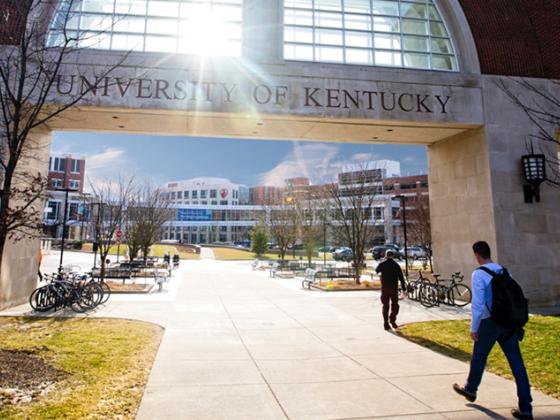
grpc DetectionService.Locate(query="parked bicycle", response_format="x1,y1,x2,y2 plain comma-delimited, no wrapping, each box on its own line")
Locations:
29,271,106,313
399,271,472,308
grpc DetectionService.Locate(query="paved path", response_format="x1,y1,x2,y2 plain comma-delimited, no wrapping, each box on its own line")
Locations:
3,257,559,419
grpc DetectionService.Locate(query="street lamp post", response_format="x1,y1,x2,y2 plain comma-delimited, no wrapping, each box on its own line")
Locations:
395,195,409,279
323,208,327,267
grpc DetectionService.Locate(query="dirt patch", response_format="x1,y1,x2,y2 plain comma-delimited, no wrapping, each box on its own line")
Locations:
0,349,61,405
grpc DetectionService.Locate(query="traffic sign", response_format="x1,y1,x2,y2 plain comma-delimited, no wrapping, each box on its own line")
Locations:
116,229,123,239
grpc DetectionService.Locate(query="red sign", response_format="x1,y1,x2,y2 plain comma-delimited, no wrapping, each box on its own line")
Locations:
116,229,123,239
220,189,228,198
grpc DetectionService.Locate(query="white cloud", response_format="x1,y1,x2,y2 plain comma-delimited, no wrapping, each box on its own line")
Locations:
85,148,126,171
258,143,387,186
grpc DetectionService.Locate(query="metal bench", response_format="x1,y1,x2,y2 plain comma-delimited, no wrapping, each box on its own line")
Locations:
301,268,317,289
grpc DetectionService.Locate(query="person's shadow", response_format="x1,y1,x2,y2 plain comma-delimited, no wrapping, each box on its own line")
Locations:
466,403,507,419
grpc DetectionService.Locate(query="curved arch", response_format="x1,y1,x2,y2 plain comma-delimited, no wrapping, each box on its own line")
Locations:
434,0,480,74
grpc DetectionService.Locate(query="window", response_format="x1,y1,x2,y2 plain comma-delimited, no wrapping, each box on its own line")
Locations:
284,0,457,71
374,207,383,220
184,190,189,199
192,190,198,199
171,191,176,200
48,0,243,57
200,190,207,199
211,200,218,205
45,201,60,220
177,191,183,199
52,179,63,189
51,157,66,172
220,200,228,205
210,189,217,198
71,159,81,173
68,202,79,220
69,180,80,190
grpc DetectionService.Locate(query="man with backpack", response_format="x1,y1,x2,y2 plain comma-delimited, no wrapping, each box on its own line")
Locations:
453,241,532,419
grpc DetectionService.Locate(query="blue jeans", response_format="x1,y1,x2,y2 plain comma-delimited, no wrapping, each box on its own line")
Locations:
465,318,532,413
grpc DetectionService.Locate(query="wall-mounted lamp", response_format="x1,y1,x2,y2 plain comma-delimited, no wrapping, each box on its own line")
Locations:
521,153,546,203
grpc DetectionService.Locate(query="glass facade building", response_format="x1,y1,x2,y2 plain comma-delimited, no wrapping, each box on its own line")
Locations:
48,0,457,71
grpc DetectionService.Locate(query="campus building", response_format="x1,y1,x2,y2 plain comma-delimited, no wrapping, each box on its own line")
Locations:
43,155,89,241
1,1,559,309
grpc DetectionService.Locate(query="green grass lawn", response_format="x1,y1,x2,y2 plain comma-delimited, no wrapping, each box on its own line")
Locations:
102,244,199,260
210,246,332,261
0,317,163,419
399,315,560,399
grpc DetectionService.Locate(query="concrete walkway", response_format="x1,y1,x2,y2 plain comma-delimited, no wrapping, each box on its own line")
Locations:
3,257,559,419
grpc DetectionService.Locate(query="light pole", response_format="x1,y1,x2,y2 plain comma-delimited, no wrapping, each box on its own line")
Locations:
91,202,103,269
394,195,409,279
56,159,78,272
323,208,327,267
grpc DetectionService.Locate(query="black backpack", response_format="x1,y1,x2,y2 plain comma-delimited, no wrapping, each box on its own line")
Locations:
477,266,529,329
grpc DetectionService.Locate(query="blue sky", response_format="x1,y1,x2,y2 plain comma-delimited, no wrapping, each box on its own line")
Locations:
52,131,427,189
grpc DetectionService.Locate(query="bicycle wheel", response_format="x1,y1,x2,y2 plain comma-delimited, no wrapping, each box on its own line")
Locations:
29,286,52,312
449,284,472,307
81,283,103,309
419,283,438,308
98,280,111,304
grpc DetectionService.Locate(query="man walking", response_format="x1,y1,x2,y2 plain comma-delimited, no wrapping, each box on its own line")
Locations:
375,250,406,330
453,241,533,419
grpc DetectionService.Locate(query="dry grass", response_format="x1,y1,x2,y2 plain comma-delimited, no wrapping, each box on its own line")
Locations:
0,317,163,419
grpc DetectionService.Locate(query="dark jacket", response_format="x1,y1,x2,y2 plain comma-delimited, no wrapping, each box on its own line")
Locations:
375,258,406,292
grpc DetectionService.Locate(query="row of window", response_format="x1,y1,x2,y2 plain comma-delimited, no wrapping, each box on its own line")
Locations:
49,157,82,173
49,0,243,55
44,201,85,221
165,189,232,200
48,0,458,71
51,179,80,190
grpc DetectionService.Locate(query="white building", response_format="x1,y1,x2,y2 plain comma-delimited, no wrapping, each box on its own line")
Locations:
162,177,249,206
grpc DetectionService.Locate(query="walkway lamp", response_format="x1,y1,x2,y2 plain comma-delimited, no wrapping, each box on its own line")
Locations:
394,195,409,279
521,153,546,203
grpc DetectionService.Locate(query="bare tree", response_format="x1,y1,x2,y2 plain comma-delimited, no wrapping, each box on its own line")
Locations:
326,165,380,284
497,78,560,187
125,184,173,265
405,194,433,272
294,193,323,265
89,177,134,280
0,0,130,275
265,198,297,261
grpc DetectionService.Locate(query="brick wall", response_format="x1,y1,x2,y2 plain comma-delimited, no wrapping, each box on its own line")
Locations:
459,0,560,79
0,0,32,46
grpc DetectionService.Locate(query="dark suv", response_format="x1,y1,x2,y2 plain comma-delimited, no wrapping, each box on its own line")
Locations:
371,245,401,260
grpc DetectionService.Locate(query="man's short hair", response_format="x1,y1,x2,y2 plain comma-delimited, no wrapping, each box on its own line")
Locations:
385,250,394,258
472,241,491,259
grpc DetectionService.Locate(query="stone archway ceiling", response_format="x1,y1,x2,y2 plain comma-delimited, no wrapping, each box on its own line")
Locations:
458,0,560,79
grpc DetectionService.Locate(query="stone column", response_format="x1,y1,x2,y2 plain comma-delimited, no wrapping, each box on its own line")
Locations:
428,128,497,285
0,129,52,311
243,0,283,64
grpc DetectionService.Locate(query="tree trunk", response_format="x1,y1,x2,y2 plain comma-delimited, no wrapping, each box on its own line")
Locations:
0,234,6,280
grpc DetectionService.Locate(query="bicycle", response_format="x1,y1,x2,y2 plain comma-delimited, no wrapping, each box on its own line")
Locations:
432,272,472,307
30,271,104,312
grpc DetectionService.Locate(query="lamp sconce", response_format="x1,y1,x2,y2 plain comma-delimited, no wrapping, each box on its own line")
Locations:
521,154,546,203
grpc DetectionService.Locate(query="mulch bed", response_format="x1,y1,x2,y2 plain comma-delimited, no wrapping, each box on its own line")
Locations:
0,349,61,405
105,281,154,293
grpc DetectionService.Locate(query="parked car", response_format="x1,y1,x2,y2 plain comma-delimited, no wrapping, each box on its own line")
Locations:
234,240,251,248
399,246,428,259
371,245,402,260
332,247,353,261
318,246,337,253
